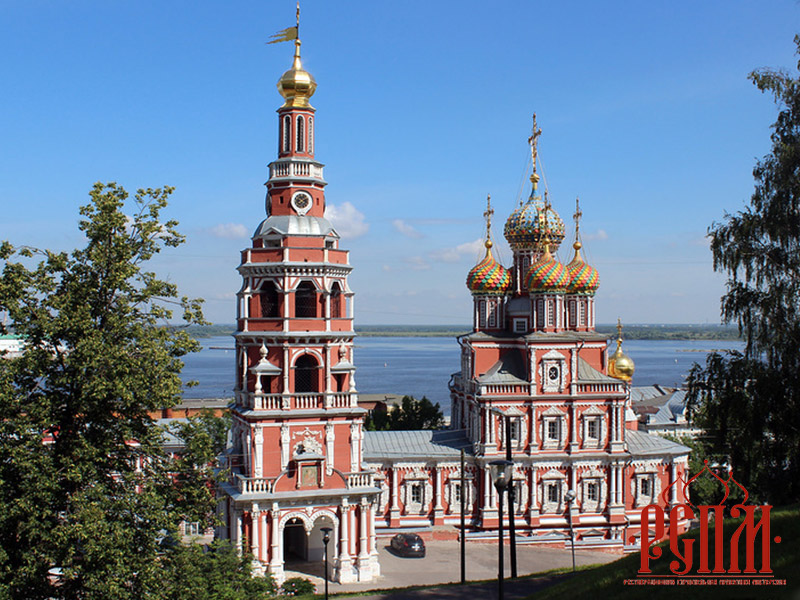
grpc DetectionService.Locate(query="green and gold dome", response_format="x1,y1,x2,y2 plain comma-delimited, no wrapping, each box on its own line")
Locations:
504,195,566,252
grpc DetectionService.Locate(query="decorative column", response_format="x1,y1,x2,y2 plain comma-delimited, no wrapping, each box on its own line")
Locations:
282,346,290,393
433,467,444,523
529,467,539,518
390,468,400,525
325,422,335,475
260,511,268,568
251,503,261,564
232,508,243,555
269,504,283,580
254,426,263,478
357,498,371,581
337,499,353,583
280,423,290,469
569,402,579,453
324,344,332,407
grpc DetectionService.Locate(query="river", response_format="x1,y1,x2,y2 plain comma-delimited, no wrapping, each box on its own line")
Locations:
180,336,744,416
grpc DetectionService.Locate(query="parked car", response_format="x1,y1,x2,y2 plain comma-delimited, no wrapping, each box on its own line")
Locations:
390,533,426,557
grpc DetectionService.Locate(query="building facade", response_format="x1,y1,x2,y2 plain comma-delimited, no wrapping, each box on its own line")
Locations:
220,32,691,583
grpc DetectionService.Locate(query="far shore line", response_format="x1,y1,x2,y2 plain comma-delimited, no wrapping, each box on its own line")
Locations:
183,324,743,341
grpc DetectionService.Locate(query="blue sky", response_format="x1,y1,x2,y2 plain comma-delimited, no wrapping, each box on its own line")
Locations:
1,1,797,325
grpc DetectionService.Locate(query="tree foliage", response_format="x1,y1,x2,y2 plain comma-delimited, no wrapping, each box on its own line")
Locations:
161,542,276,600
0,183,234,599
365,395,445,431
686,36,800,505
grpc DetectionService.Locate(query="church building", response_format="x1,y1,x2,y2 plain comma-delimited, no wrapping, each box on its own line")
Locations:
219,26,690,585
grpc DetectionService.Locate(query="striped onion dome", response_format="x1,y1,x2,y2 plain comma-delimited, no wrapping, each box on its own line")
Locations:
466,243,511,295
526,245,569,293
566,241,599,294
503,195,566,252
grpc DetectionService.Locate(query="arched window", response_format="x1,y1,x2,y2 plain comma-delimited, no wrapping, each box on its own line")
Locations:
296,116,304,152
308,117,313,153
282,115,291,152
294,354,318,393
330,282,342,319
295,281,316,318
260,281,280,318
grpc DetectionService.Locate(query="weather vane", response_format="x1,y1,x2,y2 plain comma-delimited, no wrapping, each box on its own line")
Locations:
267,1,301,44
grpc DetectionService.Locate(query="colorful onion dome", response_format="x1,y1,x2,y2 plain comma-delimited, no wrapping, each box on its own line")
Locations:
504,195,566,251
467,242,511,295
525,244,570,293
566,241,600,294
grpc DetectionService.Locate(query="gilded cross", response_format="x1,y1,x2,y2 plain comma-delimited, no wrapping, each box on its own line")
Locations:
483,194,494,241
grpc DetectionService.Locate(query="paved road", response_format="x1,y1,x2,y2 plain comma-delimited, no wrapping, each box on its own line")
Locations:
284,538,617,597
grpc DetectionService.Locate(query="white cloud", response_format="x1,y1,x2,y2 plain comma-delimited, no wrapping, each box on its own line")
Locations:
210,223,249,239
404,256,431,270
429,238,484,263
325,202,369,239
392,219,424,239
583,229,609,242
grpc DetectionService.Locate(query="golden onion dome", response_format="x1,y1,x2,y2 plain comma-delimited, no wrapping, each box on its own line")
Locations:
607,320,635,382
277,40,317,108
566,241,600,295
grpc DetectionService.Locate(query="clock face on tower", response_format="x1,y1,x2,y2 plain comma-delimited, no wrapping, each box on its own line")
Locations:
291,191,312,215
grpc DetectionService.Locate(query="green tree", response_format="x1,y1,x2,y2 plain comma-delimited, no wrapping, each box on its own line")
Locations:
686,36,800,505
365,395,444,431
0,183,218,599
161,541,276,600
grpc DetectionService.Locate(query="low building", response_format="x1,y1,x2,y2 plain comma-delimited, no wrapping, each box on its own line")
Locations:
631,388,700,438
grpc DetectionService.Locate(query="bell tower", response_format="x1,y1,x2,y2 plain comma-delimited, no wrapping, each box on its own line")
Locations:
222,17,380,585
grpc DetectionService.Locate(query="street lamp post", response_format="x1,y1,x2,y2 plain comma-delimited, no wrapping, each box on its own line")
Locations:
491,408,518,578
320,527,332,600
564,490,576,573
489,459,513,600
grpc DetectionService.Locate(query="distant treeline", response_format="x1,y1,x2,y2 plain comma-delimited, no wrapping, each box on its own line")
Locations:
178,323,742,341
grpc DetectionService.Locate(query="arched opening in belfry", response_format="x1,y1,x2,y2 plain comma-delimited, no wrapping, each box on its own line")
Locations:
295,281,317,318
283,518,308,562
330,282,342,319
294,354,319,393
260,280,280,318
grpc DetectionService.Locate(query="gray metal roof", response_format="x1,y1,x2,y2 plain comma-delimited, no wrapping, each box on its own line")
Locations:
632,389,688,425
364,429,473,460
253,215,338,238
626,429,689,456
478,352,527,384
576,358,619,383
630,385,676,404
